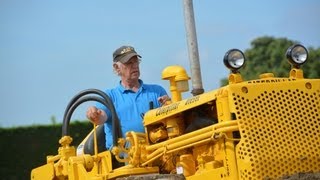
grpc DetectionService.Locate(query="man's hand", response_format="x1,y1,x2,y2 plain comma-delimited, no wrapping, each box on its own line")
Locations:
158,95,171,106
86,106,107,125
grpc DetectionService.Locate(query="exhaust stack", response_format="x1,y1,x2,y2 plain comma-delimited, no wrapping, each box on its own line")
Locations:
182,0,204,96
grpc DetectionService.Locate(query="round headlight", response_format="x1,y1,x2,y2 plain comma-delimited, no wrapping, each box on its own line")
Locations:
286,44,308,68
223,49,245,72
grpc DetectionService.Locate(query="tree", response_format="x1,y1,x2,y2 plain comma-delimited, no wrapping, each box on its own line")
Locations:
50,115,57,125
220,36,320,86
302,46,320,78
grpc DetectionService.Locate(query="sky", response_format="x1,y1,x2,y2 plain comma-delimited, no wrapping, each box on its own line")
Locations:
0,0,319,128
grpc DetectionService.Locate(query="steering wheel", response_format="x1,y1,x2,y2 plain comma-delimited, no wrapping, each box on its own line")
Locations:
61,89,122,148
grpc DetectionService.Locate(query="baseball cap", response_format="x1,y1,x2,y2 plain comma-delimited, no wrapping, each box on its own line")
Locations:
113,45,142,63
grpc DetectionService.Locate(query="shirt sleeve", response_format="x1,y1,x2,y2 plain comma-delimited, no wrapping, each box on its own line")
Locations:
151,85,169,108
154,85,168,97
158,85,168,96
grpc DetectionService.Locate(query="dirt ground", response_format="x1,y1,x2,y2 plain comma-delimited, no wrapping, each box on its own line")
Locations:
117,174,185,180
279,172,320,180
117,172,320,180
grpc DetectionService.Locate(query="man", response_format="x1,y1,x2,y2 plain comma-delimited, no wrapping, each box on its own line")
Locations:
86,45,170,149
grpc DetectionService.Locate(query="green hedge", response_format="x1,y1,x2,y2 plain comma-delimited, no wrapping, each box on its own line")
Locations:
0,121,92,180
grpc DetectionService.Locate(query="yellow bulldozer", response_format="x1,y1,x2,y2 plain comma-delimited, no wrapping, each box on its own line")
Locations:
31,44,320,180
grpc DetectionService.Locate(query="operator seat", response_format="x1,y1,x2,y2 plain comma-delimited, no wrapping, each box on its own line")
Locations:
83,124,107,155
82,124,124,168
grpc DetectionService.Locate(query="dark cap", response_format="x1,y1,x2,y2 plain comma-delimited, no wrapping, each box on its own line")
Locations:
113,45,142,63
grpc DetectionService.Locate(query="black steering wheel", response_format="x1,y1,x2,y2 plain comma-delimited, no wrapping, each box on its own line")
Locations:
61,89,122,148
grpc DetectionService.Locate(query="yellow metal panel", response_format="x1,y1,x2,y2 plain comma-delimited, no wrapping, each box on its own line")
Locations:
143,90,218,126
187,167,230,180
30,163,55,180
230,78,320,179
108,167,159,179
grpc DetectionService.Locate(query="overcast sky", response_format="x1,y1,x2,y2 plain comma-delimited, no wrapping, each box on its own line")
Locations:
0,0,319,127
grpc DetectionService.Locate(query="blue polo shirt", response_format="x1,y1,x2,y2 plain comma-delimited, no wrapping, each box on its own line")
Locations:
96,79,167,149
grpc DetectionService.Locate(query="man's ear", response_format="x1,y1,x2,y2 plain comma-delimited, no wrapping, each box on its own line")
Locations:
113,63,121,74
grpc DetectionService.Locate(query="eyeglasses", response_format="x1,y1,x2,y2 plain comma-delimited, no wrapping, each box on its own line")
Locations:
123,59,141,66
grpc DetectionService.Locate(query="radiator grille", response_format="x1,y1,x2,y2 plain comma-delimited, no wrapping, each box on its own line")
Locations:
234,84,320,179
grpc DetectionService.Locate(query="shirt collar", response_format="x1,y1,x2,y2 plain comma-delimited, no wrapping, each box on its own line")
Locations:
117,79,145,93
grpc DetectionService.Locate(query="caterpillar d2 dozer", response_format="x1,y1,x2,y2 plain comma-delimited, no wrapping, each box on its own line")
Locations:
31,44,320,180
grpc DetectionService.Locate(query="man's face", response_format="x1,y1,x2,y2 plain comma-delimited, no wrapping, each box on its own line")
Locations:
119,56,140,81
